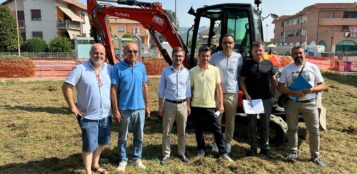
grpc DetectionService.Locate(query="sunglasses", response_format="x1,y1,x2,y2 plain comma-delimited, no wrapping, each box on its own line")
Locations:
127,50,138,54
223,42,234,44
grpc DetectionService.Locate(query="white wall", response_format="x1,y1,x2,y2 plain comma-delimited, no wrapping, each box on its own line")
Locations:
23,0,57,43
82,12,91,37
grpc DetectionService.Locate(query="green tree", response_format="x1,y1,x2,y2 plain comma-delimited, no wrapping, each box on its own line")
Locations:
21,37,48,52
164,9,179,28
0,5,20,52
48,37,72,52
122,33,134,38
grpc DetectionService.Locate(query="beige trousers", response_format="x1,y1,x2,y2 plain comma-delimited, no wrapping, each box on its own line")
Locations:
162,101,188,157
222,93,238,144
286,99,320,158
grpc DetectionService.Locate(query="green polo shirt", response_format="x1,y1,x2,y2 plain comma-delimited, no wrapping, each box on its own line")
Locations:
190,64,221,108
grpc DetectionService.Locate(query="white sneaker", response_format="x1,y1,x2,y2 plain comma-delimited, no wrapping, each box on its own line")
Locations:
116,161,127,172
226,143,232,154
135,159,146,170
211,143,219,153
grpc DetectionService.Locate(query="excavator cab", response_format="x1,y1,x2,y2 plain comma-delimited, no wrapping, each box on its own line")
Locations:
187,3,263,66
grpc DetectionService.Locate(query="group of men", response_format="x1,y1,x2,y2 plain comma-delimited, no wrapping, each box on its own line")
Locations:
62,34,326,173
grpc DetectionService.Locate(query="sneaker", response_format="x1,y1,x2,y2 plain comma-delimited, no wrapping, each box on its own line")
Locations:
226,143,232,154
312,157,326,167
196,150,205,157
160,156,170,165
116,161,127,172
211,143,219,153
286,153,298,162
260,149,275,159
178,154,190,163
135,159,146,170
220,153,234,162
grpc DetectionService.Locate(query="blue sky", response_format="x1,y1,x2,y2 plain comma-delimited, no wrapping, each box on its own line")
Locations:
3,0,356,40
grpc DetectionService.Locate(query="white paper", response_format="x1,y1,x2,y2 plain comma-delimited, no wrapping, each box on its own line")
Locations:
243,99,265,114
214,111,221,118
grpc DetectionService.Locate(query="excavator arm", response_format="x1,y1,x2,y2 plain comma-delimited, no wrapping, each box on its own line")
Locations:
87,0,187,65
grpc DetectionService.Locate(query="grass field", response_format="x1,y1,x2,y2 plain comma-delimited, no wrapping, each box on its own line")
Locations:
0,73,356,174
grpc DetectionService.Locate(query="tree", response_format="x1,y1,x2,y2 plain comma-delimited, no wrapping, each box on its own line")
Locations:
48,37,72,52
122,32,134,38
21,37,48,52
164,9,179,28
0,5,20,52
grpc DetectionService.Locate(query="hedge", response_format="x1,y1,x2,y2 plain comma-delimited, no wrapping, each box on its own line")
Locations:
0,56,35,78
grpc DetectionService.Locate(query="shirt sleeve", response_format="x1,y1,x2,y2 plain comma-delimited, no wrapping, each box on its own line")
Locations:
216,67,221,84
157,69,166,99
236,56,243,81
64,64,82,86
111,64,119,85
313,64,324,83
142,63,148,83
186,71,192,97
240,62,249,77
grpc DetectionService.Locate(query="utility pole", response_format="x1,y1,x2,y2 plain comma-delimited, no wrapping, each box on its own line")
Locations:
14,0,21,56
265,24,268,42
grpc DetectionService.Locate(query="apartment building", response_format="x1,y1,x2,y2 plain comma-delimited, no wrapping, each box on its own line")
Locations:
2,0,90,43
273,3,357,56
108,17,150,49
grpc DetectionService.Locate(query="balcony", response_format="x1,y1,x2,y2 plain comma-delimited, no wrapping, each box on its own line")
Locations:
320,18,357,26
57,20,81,31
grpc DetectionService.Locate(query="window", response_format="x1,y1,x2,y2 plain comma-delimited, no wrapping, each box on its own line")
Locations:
327,27,333,33
133,26,140,35
118,26,125,32
21,32,26,41
328,13,335,18
32,31,43,38
31,9,41,21
17,11,24,20
343,11,357,18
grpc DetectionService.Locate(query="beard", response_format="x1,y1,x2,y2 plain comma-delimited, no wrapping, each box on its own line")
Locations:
90,58,104,67
293,56,303,65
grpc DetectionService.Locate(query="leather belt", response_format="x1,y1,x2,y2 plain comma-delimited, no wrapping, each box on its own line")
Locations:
165,99,186,104
290,98,315,103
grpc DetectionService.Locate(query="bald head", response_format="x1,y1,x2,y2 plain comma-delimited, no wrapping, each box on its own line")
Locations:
89,43,106,68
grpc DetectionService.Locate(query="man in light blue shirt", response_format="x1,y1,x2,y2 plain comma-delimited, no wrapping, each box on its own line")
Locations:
63,43,112,174
210,34,243,153
111,42,150,172
157,47,191,165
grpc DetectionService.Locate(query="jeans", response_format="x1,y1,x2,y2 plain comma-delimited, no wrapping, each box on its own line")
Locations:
118,109,145,162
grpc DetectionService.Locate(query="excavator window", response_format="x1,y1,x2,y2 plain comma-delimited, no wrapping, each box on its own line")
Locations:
227,10,251,57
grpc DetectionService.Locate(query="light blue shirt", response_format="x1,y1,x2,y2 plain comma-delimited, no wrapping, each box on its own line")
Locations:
210,51,243,93
64,61,113,120
158,66,191,100
112,61,147,110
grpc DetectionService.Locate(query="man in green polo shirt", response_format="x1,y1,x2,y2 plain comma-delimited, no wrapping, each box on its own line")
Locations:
190,46,233,162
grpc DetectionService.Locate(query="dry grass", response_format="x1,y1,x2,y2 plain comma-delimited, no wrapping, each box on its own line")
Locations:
0,73,356,174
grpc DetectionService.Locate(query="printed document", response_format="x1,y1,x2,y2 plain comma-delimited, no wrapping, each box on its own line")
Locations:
243,99,265,114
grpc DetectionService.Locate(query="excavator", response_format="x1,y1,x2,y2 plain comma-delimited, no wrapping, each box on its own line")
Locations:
87,0,288,145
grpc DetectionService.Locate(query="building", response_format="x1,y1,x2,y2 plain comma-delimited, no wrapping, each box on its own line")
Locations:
273,3,357,56
2,0,90,43
108,17,150,49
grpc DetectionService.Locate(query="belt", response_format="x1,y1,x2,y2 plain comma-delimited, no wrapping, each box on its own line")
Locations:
290,98,315,103
165,99,186,104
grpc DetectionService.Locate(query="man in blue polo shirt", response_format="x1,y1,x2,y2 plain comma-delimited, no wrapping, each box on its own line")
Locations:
111,42,150,172
63,43,113,174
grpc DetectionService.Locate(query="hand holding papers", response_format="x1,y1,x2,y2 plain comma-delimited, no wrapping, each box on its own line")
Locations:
243,99,265,114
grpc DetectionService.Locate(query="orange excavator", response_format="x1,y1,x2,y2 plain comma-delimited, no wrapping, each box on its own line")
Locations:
87,0,289,145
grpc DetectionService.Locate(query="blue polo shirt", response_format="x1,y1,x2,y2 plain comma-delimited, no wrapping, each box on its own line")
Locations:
64,61,113,120
112,61,147,110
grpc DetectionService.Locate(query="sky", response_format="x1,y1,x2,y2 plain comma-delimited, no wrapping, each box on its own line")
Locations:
2,0,356,40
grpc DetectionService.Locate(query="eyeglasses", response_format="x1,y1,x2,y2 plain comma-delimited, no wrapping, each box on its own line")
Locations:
127,50,138,54
223,42,234,44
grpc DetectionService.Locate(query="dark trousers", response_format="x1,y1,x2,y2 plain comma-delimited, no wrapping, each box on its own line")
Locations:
191,107,226,154
247,99,272,151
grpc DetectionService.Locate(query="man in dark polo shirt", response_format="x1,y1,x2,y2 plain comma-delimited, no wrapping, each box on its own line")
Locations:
239,42,277,158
